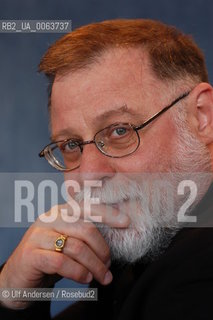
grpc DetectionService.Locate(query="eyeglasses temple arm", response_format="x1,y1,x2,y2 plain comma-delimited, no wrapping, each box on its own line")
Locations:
135,91,191,131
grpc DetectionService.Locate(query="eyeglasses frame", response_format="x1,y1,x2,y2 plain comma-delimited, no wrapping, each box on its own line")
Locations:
39,90,191,171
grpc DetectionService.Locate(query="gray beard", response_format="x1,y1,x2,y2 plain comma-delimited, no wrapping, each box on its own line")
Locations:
92,173,211,264
91,176,181,264
94,209,179,264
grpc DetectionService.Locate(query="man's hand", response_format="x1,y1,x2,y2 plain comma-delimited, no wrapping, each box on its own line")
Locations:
0,203,129,309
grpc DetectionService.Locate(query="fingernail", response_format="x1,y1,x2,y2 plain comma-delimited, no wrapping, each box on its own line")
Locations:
86,272,93,283
118,214,129,225
103,271,113,285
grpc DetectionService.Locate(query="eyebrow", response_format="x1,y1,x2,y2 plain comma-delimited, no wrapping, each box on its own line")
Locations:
51,104,144,141
93,104,143,124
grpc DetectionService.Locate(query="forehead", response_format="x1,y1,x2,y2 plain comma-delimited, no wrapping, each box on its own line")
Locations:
50,48,165,138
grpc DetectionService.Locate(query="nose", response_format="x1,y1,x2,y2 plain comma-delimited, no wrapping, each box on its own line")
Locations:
75,142,116,182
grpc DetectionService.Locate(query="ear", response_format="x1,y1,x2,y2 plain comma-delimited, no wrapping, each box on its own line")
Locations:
191,83,213,145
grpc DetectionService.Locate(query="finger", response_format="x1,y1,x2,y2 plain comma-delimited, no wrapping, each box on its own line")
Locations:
57,202,130,228
32,248,93,284
28,226,110,268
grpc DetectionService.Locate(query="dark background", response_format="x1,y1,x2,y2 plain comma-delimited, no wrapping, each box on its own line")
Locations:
0,0,212,316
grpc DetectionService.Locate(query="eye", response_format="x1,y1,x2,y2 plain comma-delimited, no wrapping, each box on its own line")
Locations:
60,140,80,153
111,127,128,138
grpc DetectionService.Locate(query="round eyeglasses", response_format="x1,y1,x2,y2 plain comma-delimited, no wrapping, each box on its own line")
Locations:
39,91,191,171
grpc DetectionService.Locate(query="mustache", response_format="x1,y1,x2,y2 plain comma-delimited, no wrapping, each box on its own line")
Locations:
74,175,145,204
73,174,177,209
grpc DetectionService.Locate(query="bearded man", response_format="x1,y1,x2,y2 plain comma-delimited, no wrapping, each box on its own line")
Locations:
1,19,213,319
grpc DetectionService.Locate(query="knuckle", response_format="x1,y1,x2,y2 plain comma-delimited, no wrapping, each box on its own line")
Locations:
36,205,59,225
35,213,47,224
27,226,40,241
18,242,34,262
84,222,96,237
33,250,64,273
51,254,64,271
32,250,47,269
70,239,85,257
73,265,89,282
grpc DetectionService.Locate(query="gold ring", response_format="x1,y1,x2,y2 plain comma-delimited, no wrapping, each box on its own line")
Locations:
55,235,67,252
